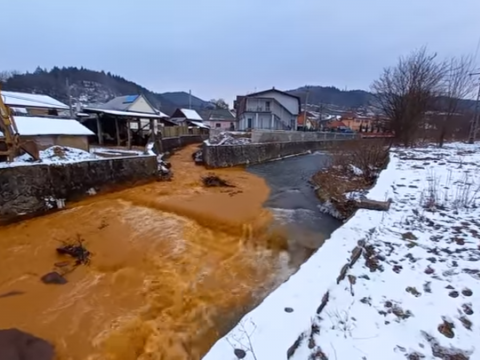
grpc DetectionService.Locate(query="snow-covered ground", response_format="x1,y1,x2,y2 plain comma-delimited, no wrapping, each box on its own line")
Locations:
207,131,251,146
0,146,101,168
90,146,145,156
203,143,480,360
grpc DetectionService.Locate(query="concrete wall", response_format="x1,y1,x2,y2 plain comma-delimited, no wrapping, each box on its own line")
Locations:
0,155,158,222
22,135,90,152
162,134,207,152
251,130,356,143
203,140,338,168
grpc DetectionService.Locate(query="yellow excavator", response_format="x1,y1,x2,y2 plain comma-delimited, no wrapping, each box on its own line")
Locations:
0,85,40,162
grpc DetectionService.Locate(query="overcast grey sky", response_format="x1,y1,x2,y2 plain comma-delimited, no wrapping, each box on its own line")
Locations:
3,0,480,103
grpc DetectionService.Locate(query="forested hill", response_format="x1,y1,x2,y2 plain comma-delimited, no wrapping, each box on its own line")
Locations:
0,67,210,115
287,85,373,109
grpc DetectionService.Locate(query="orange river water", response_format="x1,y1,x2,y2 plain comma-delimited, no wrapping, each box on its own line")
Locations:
0,144,298,360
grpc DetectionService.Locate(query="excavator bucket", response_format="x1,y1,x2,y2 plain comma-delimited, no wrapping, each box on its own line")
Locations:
20,140,40,161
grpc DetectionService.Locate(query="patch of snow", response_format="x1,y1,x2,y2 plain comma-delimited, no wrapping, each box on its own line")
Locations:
1,90,69,109
208,132,251,146
350,164,363,176
83,108,166,119
0,146,101,168
90,147,144,156
203,142,480,360
180,108,203,121
0,116,94,137
317,200,344,219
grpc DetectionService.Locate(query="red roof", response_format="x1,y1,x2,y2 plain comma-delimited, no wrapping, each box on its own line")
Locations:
326,120,346,128
297,112,314,126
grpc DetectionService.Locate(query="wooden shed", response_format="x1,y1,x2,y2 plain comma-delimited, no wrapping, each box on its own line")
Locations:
0,116,94,151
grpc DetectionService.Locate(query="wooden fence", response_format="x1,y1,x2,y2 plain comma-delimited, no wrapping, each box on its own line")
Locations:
162,126,202,138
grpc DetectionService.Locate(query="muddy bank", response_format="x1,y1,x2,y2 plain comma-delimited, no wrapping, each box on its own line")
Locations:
312,140,391,220
0,144,290,359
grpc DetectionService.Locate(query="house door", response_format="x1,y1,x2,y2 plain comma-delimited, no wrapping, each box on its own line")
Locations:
247,118,252,129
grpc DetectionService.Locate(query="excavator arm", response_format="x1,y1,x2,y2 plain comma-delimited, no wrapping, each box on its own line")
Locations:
0,85,40,162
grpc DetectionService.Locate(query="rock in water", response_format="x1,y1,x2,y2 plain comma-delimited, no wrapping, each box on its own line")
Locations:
40,272,67,285
233,348,246,359
0,328,55,360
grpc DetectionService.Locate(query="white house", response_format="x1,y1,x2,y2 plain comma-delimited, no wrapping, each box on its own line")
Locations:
234,88,301,131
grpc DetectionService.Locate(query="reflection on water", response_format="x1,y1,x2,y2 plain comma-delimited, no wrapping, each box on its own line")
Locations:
0,147,339,359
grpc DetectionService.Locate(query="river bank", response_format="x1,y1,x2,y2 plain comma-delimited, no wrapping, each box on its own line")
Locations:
203,142,480,360
0,144,340,360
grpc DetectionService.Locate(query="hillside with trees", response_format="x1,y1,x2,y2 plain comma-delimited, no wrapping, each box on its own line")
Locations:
288,85,373,109
0,67,211,115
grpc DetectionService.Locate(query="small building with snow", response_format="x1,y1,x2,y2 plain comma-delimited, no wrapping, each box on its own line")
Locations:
170,108,209,131
1,90,70,117
198,109,236,130
0,116,94,152
83,94,175,146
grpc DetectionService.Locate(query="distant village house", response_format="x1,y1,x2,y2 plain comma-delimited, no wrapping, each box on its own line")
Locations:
234,88,301,131
199,109,236,130
170,108,209,133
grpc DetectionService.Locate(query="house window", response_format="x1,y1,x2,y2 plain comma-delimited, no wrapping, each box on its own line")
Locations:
266,101,271,111
215,123,221,128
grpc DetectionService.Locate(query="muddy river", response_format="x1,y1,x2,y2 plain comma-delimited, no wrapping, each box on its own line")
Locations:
0,145,339,360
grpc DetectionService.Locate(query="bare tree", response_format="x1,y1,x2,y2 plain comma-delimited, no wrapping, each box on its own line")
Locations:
436,56,476,146
371,47,446,147
0,70,20,83
210,98,229,110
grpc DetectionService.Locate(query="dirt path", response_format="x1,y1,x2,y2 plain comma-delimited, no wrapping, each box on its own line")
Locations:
0,144,289,360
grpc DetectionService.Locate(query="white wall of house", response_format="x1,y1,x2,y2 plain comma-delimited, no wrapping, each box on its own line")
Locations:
206,120,235,130
239,112,287,131
129,96,156,113
252,90,300,115
128,95,158,132
238,98,296,130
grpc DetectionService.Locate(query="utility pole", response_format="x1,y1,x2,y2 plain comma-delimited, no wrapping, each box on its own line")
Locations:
318,102,324,131
468,72,480,144
66,78,74,118
189,90,192,109
303,87,310,132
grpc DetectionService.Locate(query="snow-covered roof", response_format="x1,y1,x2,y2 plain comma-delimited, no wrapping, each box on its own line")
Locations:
153,108,170,118
189,120,210,129
84,108,168,119
180,108,203,121
0,116,94,137
11,107,28,114
1,91,69,110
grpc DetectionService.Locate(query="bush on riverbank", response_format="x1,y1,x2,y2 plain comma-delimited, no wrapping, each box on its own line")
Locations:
312,139,391,220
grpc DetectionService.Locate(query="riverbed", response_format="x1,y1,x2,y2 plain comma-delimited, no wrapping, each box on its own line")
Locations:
0,146,339,360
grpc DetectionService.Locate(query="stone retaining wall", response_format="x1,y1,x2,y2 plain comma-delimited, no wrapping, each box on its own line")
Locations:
203,140,338,168
251,130,356,143
0,155,158,223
